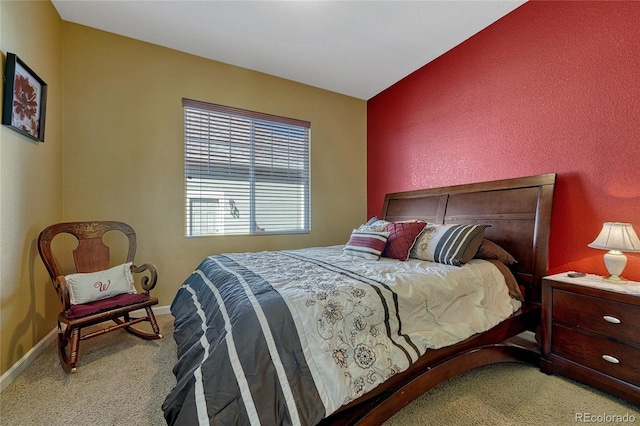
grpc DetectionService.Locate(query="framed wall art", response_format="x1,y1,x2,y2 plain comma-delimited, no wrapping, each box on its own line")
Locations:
2,52,48,142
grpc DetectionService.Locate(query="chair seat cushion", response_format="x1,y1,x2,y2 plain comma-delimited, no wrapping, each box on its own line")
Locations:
66,293,151,319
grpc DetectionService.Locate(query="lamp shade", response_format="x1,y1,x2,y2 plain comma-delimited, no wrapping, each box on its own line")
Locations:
588,222,640,252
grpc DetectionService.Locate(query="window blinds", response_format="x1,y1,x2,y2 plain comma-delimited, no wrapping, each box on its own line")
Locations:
183,98,310,236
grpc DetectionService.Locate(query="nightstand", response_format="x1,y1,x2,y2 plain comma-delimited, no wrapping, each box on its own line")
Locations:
541,273,640,406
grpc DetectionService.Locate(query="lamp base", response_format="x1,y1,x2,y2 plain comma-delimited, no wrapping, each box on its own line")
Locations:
602,275,628,284
602,250,629,284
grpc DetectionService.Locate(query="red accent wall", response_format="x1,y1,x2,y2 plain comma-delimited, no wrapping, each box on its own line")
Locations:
367,1,640,280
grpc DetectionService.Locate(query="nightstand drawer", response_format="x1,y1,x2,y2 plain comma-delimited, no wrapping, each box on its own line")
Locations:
552,289,640,344
552,325,640,385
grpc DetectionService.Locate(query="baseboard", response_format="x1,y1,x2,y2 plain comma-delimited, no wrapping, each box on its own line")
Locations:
0,304,171,393
0,327,57,393
130,304,171,317
156,305,171,315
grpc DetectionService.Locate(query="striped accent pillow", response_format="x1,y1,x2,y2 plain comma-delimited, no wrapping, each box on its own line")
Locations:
343,229,390,260
410,224,488,266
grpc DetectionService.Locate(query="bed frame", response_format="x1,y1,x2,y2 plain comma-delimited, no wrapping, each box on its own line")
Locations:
321,173,556,425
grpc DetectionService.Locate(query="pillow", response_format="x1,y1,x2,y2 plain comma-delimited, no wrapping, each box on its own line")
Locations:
410,223,488,266
474,239,517,265
343,229,390,260
358,216,390,232
65,262,136,305
382,221,426,261
485,259,524,301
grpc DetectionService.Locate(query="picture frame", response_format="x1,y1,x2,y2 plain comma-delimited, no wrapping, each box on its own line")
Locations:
2,53,48,142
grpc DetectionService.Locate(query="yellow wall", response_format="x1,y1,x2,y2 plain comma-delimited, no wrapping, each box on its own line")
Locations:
0,1,64,375
62,22,367,308
0,5,366,377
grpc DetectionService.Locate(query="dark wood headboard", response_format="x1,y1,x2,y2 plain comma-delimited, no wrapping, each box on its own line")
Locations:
381,174,556,303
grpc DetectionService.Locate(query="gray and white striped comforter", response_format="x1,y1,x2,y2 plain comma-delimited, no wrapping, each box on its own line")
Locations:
162,246,519,425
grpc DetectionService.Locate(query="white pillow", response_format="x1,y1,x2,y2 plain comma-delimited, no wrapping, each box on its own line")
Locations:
358,216,390,232
65,262,136,305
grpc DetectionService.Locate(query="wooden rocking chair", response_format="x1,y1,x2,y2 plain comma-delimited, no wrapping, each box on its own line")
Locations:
37,221,163,373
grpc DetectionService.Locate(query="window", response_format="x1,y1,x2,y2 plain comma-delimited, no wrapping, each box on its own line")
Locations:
183,98,310,237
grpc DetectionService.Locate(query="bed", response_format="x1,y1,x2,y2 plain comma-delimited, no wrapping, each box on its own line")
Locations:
162,173,556,425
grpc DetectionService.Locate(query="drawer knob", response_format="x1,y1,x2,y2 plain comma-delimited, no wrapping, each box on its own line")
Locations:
603,315,621,324
602,354,620,364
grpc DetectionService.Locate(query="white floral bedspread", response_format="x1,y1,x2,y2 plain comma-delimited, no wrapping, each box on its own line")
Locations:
228,245,520,414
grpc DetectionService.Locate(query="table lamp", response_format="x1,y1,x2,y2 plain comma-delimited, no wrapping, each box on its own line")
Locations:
588,222,640,283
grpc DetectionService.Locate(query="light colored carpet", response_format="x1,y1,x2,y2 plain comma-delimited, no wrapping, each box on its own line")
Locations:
1,314,637,425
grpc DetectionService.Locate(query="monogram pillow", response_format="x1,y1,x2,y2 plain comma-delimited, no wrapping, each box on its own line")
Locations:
65,262,136,305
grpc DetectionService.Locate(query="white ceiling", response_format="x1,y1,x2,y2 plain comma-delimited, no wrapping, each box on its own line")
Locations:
52,0,526,100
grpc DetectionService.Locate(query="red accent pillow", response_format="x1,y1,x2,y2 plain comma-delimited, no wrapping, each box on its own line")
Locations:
383,221,426,261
